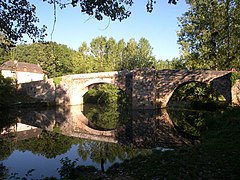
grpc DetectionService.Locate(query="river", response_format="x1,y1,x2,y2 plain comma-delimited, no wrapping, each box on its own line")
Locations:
0,104,212,179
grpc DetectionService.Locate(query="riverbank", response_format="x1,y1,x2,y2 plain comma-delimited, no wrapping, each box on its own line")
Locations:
106,107,240,179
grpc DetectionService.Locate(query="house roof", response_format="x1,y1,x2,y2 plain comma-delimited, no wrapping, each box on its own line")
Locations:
0,60,43,74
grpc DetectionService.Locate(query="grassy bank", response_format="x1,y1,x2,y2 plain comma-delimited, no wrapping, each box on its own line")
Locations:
106,107,240,179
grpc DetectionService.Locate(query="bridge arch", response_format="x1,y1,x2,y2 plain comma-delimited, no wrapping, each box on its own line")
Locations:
81,79,116,96
165,80,227,107
154,70,232,109
75,78,125,106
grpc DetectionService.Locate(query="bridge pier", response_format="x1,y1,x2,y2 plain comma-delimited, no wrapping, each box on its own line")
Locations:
132,69,156,109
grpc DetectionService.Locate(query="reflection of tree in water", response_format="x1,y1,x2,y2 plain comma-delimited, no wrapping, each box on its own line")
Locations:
0,110,18,134
83,83,131,130
0,163,8,180
0,131,81,159
168,109,208,137
169,82,227,109
0,140,14,161
78,139,151,172
0,110,19,161
83,103,119,130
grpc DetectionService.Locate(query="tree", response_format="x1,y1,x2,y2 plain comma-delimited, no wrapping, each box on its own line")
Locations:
1,0,181,49
138,37,156,68
115,39,126,70
43,0,180,21
123,38,138,69
11,42,76,77
0,75,16,105
121,38,157,70
177,0,240,70
17,131,81,158
72,42,95,73
0,0,47,47
90,36,108,72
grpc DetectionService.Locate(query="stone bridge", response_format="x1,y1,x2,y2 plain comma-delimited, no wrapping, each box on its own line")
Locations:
19,69,240,109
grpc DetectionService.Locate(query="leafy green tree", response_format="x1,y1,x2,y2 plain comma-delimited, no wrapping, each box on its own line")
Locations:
123,38,138,69
0,46,10,65
171,57,185,69
115,39,126,70
0,36,159,77
121,38,157,70
0,0,46,47
0,75,16,105
169,82,227,110
41,42,74,77
11,42,75,77
177,0,240,70
1,0,183,49
72,42,95,73
105,37,119,71
43,0,180,21
138,38,156,68
90,36,108,72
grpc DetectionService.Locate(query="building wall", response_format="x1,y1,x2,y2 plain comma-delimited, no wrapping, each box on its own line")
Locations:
16,71,44,84
1,70,44,83
1,70,16,79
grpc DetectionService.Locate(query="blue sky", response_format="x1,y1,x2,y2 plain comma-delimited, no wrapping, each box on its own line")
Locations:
33,0,189,60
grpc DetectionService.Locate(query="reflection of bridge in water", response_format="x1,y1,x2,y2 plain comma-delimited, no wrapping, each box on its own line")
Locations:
2,106,194,148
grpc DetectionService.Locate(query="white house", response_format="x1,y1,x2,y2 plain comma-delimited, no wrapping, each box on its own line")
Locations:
0,60,45,84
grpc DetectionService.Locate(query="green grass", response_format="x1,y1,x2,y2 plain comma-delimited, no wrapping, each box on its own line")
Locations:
106,108,240,179
53,77,62,85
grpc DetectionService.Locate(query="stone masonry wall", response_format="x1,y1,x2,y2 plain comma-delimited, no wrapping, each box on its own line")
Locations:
210,73,232,103
17,70,239,109
18,79,56,103
232,79,240,106
155,70,232,108
132,69,156,109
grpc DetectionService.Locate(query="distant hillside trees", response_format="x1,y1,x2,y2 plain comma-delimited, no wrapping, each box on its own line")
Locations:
0,37,178,78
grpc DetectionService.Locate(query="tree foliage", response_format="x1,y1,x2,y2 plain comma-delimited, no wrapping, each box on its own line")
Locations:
0,0,47,47
177,0,240,70
0,36,175,77
10,42,75,77
0,74,16,105
43,0,180,21
16,130,81,158
0,0,180,49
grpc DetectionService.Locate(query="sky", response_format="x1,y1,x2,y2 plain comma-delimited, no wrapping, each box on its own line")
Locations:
32,0,190,60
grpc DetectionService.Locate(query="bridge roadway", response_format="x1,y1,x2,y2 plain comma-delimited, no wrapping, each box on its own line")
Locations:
19,69,240,109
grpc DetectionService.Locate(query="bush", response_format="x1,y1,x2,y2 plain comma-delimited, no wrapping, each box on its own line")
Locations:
0,75,16,104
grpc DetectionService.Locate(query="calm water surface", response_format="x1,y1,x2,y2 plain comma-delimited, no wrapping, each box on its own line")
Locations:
0,104,211,179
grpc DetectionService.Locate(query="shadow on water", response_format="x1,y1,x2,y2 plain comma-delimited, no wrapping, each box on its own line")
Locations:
0,105,206,178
